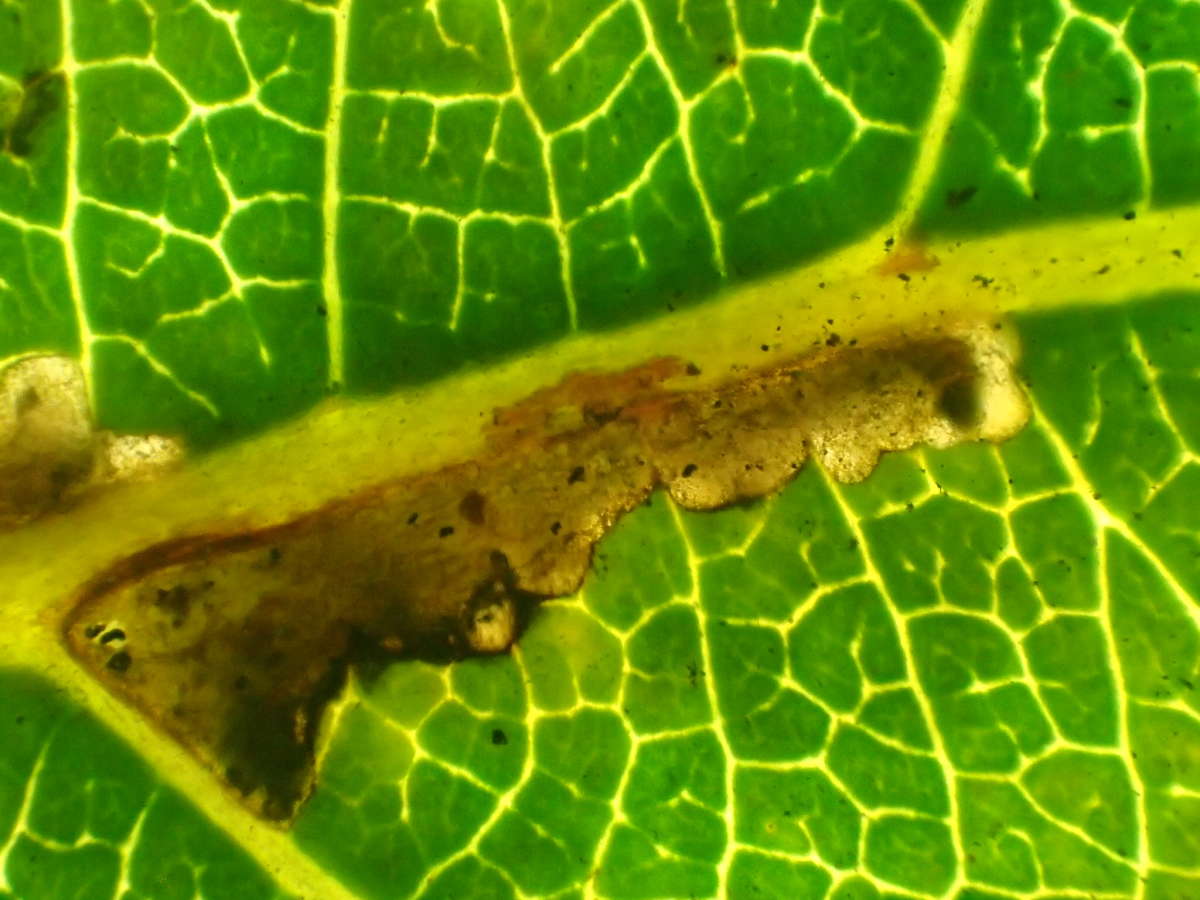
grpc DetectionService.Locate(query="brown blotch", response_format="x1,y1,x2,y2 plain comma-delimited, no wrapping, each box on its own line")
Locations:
459,490,487,525
153,584,193,622
63,322,1026,825
876,243,940,278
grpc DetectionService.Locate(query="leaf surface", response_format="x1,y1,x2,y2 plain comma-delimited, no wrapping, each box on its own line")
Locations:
1,0,1199,898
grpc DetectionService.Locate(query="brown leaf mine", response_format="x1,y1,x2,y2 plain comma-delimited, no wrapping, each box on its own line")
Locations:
63,322,1027,823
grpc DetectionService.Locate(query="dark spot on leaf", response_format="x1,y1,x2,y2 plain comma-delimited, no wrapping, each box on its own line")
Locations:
154,585,192,621
945,185,978,208
567,466,585,485
582,405,621,427
550,521,561,535
491,728,508,746
2,71,65,158
16,386,39,415
938,375,980,427
220,674,342,821
459,490,486,525
438,525,455,538
106,651,132,674
99,628,125,645
681,463,698,477
1123,210,1136,220
84,623,105,639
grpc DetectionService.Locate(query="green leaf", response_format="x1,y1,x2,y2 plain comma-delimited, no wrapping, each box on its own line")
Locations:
2,0,1200,898
0,670,288,900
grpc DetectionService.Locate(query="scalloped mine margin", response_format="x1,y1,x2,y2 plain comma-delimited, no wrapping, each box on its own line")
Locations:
62,320,1027,824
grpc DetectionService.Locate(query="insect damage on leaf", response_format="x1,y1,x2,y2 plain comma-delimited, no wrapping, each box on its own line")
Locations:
63,321,1028,824
0,70,64,158
0,356,183,528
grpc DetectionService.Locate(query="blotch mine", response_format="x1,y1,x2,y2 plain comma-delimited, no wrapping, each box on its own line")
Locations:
64,321,1027,824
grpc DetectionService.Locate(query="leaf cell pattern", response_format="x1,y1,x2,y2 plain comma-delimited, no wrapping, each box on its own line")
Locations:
918,0,1200,232
5,295,1198,897
281,293,1200,899
3,0,1195,446
0,671,289,900
0,0,1199,898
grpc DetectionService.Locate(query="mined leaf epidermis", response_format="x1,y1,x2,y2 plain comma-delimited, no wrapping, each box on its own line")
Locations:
64,320,1026,823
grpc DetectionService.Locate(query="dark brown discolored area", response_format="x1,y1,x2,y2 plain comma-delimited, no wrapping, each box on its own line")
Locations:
63,325,1026,824
1,70,64,158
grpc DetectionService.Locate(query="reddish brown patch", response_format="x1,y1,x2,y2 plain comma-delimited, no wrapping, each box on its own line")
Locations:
64,325,1021,825
877,243,941,278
